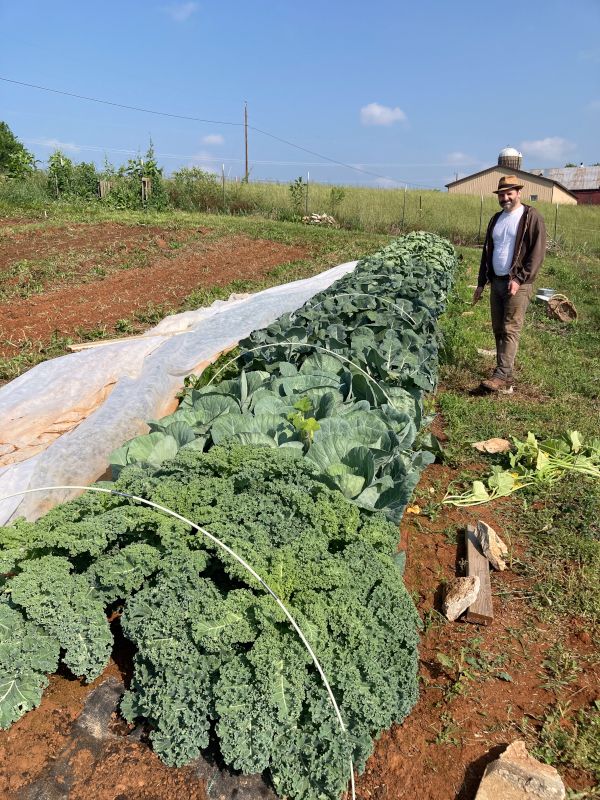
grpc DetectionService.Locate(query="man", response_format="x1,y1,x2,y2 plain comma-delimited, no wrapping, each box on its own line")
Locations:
473,175,546,392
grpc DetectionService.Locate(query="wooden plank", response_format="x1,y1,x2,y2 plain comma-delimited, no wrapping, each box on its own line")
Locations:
464,524,494,625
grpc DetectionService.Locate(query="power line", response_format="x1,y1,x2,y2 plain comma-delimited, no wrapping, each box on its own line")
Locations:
23,139,470,171
0,76,241,127
248,123,436,187
1,75,438,188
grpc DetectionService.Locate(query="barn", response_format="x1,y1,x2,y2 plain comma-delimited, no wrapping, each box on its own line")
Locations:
445,147,578,205
531,166,600,205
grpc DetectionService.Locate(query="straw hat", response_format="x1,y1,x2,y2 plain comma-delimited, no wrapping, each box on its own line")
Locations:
493,175,524,193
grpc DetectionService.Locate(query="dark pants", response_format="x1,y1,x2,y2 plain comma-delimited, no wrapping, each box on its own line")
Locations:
490,276,534,381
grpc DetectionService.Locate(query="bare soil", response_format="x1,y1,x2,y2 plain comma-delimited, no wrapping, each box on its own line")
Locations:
0,223,308,354
0,222,200,266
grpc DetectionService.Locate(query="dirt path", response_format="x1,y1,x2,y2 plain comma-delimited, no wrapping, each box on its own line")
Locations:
0,229,307,352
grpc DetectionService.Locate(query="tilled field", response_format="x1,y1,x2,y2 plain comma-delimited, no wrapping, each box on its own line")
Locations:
0,221,308,355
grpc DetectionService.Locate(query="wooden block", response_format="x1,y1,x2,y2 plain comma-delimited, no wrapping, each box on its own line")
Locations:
464,524,494,625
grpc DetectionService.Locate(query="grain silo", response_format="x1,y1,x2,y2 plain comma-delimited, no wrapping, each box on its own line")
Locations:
498,146,523,171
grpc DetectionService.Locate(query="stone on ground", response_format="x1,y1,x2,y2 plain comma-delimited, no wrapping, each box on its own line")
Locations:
475,740,566,800
443,576,480,621
476,520,508,571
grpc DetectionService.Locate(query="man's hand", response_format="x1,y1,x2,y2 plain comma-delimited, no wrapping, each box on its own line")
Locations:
472,286,485,304
508,279,520,296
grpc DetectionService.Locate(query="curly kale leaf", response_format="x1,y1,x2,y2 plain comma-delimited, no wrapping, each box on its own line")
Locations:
214,625,310,774
270,691,354,800
8,556,112,681
0,602,60,728
84,542,163,603
121,561,222,765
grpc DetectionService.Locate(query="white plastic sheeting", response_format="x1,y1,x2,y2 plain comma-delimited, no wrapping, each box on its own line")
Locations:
0,260,357,525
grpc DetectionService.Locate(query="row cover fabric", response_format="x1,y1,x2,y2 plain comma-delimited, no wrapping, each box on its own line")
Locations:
0,261,357,525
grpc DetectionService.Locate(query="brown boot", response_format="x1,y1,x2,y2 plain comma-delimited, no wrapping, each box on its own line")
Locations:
480,376,513,393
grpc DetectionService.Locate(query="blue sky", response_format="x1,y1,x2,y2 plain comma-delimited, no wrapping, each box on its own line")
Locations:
1,0,599,188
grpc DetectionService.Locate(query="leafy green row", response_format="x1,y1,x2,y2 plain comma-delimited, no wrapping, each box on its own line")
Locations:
1,232,455,800
240,231,456,393
1,445,420,800
111,353,431,522
111,232,456,523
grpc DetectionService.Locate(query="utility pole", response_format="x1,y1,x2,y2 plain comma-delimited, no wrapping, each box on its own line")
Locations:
244,101,249,182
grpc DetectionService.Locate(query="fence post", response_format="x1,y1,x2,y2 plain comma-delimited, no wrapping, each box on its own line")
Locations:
222,164,226,210
478,194,483,244
401,184,407,229
305,171,310,215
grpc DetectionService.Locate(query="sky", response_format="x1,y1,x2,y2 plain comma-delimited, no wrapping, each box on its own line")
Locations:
1,0,599,189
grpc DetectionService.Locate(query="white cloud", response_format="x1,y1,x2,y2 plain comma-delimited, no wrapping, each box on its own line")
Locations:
202,134,224,145
360,103,406,127
519,137,576,162
165,2,198,22
33,138,81,153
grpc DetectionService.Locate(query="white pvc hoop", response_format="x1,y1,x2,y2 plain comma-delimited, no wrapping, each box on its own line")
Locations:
0,484,356,800
205,340,397,411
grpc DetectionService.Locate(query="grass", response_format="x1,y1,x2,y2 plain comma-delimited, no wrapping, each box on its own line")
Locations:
438,246,600,463
438,235,600,787
532,700,600,783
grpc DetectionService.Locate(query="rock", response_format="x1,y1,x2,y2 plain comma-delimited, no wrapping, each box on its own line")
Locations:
301,213,337,226
475,740,566,800
476,521,508,571
472,437,512,454
443,576,480,621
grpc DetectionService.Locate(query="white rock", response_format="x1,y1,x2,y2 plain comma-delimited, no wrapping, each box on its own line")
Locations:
443,576,480,621
475,740,565,800
472,437,512,454
476,520,508,571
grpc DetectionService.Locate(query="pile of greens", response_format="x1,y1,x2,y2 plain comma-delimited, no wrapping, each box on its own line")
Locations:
444,431,600,507
1,231,457,799
1,445,419,800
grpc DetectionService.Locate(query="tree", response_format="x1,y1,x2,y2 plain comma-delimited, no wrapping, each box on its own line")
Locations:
0,121,36,177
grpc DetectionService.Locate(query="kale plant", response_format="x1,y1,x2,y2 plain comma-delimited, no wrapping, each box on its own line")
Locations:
0,444,420,800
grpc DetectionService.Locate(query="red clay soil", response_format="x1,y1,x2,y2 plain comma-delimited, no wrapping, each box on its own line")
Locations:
0,222,200,266
356,462,599,799
0,226,308,353
1,455,597,800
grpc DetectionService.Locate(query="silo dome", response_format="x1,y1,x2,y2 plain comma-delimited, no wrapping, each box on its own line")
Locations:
498,147,523,171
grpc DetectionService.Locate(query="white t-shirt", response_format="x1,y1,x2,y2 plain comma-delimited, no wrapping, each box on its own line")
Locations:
492,205,525,276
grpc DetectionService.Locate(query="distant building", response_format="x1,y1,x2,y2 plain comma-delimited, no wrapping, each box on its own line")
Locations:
530,166,600,205
445,148,578,205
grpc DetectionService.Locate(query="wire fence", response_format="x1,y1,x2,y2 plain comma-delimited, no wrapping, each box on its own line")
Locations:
1,171,599,255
